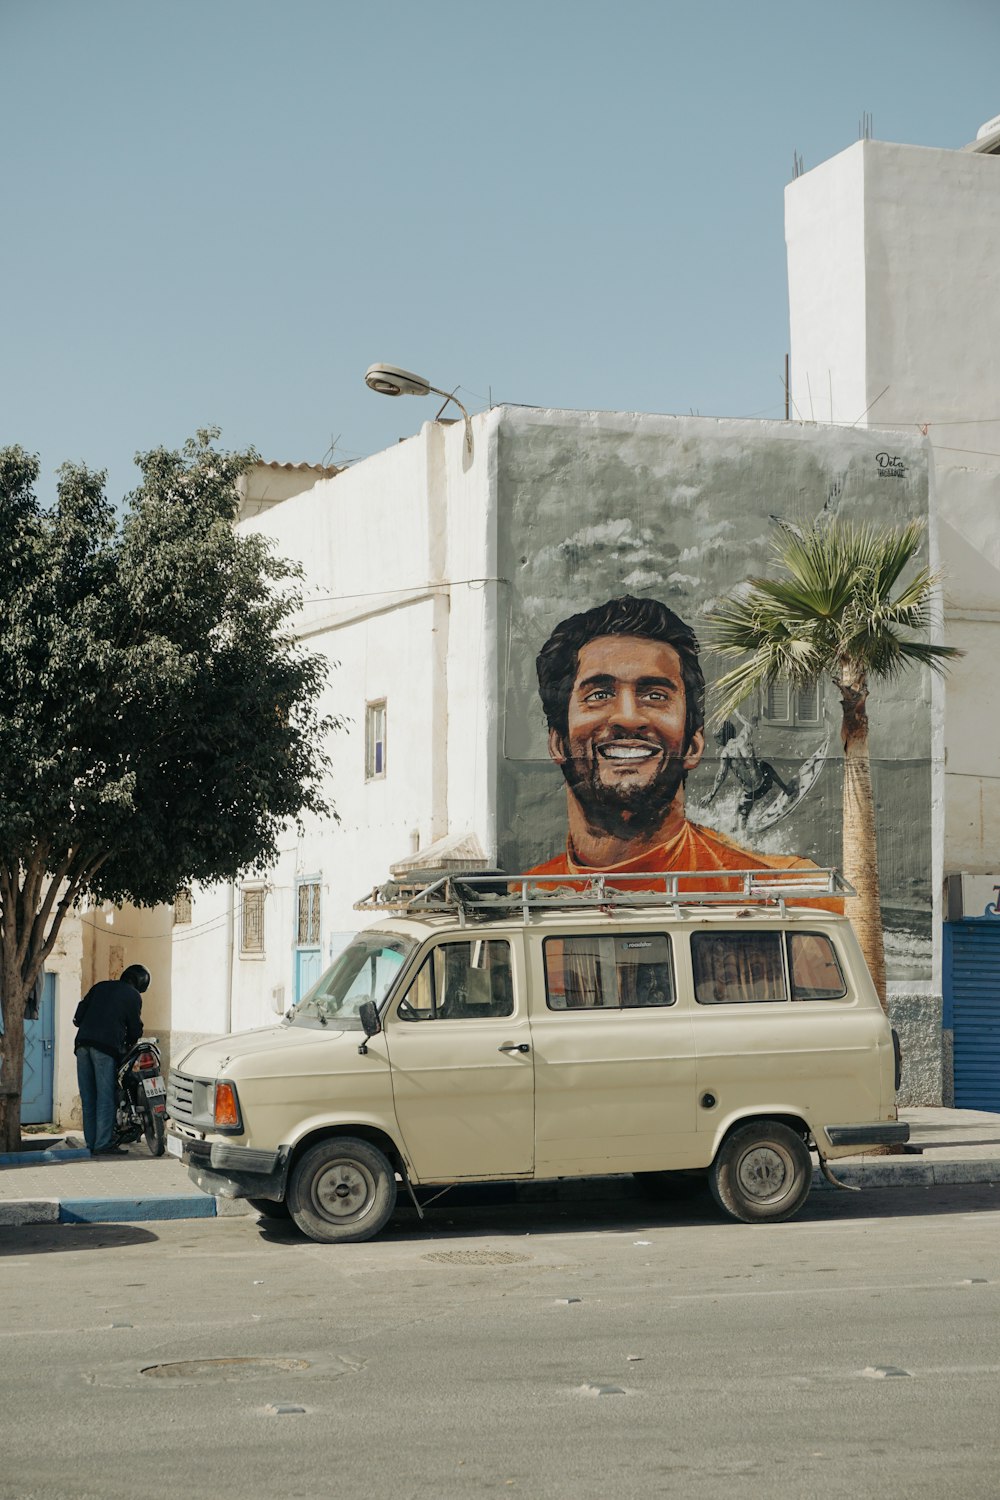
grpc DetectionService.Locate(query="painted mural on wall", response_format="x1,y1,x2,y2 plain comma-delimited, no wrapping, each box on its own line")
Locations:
496,411,934,984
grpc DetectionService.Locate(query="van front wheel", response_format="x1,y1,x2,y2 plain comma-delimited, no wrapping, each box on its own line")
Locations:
287,1137,398,1244
709,1122,812,1224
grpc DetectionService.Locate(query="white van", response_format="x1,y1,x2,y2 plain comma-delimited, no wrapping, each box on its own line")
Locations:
166,870,907,1243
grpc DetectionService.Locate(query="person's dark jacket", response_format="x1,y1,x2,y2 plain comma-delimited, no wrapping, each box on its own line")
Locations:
73,980,143,1061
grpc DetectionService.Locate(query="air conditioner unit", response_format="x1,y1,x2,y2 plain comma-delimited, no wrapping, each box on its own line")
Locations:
945,873,1000,920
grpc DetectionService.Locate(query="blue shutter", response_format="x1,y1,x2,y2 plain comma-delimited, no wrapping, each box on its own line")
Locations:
945,919,1000,1113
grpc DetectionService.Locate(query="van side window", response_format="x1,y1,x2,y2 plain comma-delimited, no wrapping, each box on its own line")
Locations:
544,935,674,1010
692,932,786,1004
788,933,847,1000
397,939,513,1020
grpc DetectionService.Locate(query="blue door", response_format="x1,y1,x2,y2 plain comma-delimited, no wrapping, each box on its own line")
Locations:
944,919,1000,1113
294,877,323,1002
295,947,323,1002
22,973,56,1124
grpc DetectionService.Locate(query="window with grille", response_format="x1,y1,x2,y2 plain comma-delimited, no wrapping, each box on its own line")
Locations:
173,888,192,925
365,700,386,780
241,887,266,956
763,678,821,727
297,881,321,946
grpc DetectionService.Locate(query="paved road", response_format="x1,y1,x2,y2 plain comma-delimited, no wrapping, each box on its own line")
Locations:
3,1182,999,1500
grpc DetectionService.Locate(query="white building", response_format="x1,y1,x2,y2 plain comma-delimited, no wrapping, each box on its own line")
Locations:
785,114,1000,1104
168,408,949,1103
169,426,498,1070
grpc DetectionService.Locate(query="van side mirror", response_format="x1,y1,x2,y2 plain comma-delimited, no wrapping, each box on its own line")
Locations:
358,1000,382,1054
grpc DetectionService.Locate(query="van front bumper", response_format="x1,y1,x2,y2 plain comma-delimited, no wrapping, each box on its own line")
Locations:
823,1122,910,1150
179,1135,291,1203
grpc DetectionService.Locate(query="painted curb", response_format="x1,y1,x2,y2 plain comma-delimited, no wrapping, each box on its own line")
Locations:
58,1195,217,1223
0,1149,91,1167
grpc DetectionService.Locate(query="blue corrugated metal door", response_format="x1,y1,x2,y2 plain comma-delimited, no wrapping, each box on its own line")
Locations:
945,919,1000,1113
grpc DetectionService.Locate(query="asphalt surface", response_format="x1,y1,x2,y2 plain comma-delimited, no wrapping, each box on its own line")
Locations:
2,1178,999,1500
1,1107,998,1226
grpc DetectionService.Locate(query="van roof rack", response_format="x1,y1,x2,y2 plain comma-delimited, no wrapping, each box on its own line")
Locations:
355,868,854,923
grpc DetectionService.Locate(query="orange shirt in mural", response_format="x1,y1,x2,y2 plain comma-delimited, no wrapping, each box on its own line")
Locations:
528,820,844,913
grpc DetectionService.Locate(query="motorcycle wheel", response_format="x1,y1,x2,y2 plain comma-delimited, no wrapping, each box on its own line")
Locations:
142,1101,166,1157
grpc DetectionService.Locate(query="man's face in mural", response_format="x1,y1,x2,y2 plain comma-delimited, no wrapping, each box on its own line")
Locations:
548,635,706,836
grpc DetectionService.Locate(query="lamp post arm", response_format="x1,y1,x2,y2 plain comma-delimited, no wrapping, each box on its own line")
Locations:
426,384,473,454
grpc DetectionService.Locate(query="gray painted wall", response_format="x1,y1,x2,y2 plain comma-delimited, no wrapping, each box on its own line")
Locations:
495,408,934,994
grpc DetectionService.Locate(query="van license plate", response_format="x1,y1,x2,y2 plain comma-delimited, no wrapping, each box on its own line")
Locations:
166,1135,183,1159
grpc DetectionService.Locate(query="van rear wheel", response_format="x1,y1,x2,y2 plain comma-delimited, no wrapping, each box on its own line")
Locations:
709,1121,812,1224
287,1137,397,1244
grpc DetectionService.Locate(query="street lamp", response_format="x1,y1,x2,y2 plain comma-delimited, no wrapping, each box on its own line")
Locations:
364,364,473,454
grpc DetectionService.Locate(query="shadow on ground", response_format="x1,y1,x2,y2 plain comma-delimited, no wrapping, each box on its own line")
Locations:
252,1177,1000,1248
0,1223,159,1257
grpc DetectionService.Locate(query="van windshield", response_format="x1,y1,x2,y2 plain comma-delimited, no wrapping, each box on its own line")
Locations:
288,931,415,1029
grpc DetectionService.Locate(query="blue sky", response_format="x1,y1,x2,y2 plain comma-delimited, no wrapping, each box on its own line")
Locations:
3,0,999,505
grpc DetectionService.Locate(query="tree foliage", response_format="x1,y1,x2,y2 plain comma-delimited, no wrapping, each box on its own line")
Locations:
706,517,960,1007
0,431,337,1144
707,519,958,718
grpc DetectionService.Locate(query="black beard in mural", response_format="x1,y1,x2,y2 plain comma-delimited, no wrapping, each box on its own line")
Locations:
556,730,691,842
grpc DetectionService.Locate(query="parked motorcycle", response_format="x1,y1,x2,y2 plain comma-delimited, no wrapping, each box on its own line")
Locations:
113,1037,167,1157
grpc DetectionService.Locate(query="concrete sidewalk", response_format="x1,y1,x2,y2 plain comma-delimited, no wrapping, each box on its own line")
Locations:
1,1107,998,1227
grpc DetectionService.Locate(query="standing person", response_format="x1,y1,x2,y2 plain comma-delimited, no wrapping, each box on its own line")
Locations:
73,964,149,1156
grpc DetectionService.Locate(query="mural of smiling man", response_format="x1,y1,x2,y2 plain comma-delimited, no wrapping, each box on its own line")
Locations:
529,593,835,895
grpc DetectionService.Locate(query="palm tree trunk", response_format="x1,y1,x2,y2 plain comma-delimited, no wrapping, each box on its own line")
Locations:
839,669,887,1009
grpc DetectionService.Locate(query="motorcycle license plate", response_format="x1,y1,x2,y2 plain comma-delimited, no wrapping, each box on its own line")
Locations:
142,1077,166,1097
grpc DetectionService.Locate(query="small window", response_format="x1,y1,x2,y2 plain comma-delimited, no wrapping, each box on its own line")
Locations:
789,933,847,1000
365,700,386,780
795,679,820,723
241,887,266,956
173,888,192,926
297,881,321,945
763,678,821,727
544,934,675,1010
397,940,513,1021
692,931,786,1004
765,681,791,723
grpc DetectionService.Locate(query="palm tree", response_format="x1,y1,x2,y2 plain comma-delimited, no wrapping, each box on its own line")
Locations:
706,518,960,1007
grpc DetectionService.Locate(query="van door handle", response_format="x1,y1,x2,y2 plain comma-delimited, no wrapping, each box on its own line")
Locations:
498,1043,530,1054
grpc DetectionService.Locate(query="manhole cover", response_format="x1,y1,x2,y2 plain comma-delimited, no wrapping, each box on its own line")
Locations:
141,1358,311,1381
422,1250,532,1265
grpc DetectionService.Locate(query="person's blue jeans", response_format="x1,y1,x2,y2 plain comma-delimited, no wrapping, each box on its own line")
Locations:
76,1047,117,1152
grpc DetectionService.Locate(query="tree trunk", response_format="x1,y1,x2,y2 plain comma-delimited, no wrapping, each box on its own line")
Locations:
0,868,82,1152
839,670,887,1009
0,956,28,1152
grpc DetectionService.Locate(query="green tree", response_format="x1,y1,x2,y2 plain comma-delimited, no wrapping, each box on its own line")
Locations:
706,518,959,1006
0,431,337,1149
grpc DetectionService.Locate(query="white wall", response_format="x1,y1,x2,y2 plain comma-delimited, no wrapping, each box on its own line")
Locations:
785,142,869,426
786,139,1000,880
170,413,500,1052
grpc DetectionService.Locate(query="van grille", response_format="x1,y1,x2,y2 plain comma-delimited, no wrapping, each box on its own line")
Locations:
167,1070,196,1123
